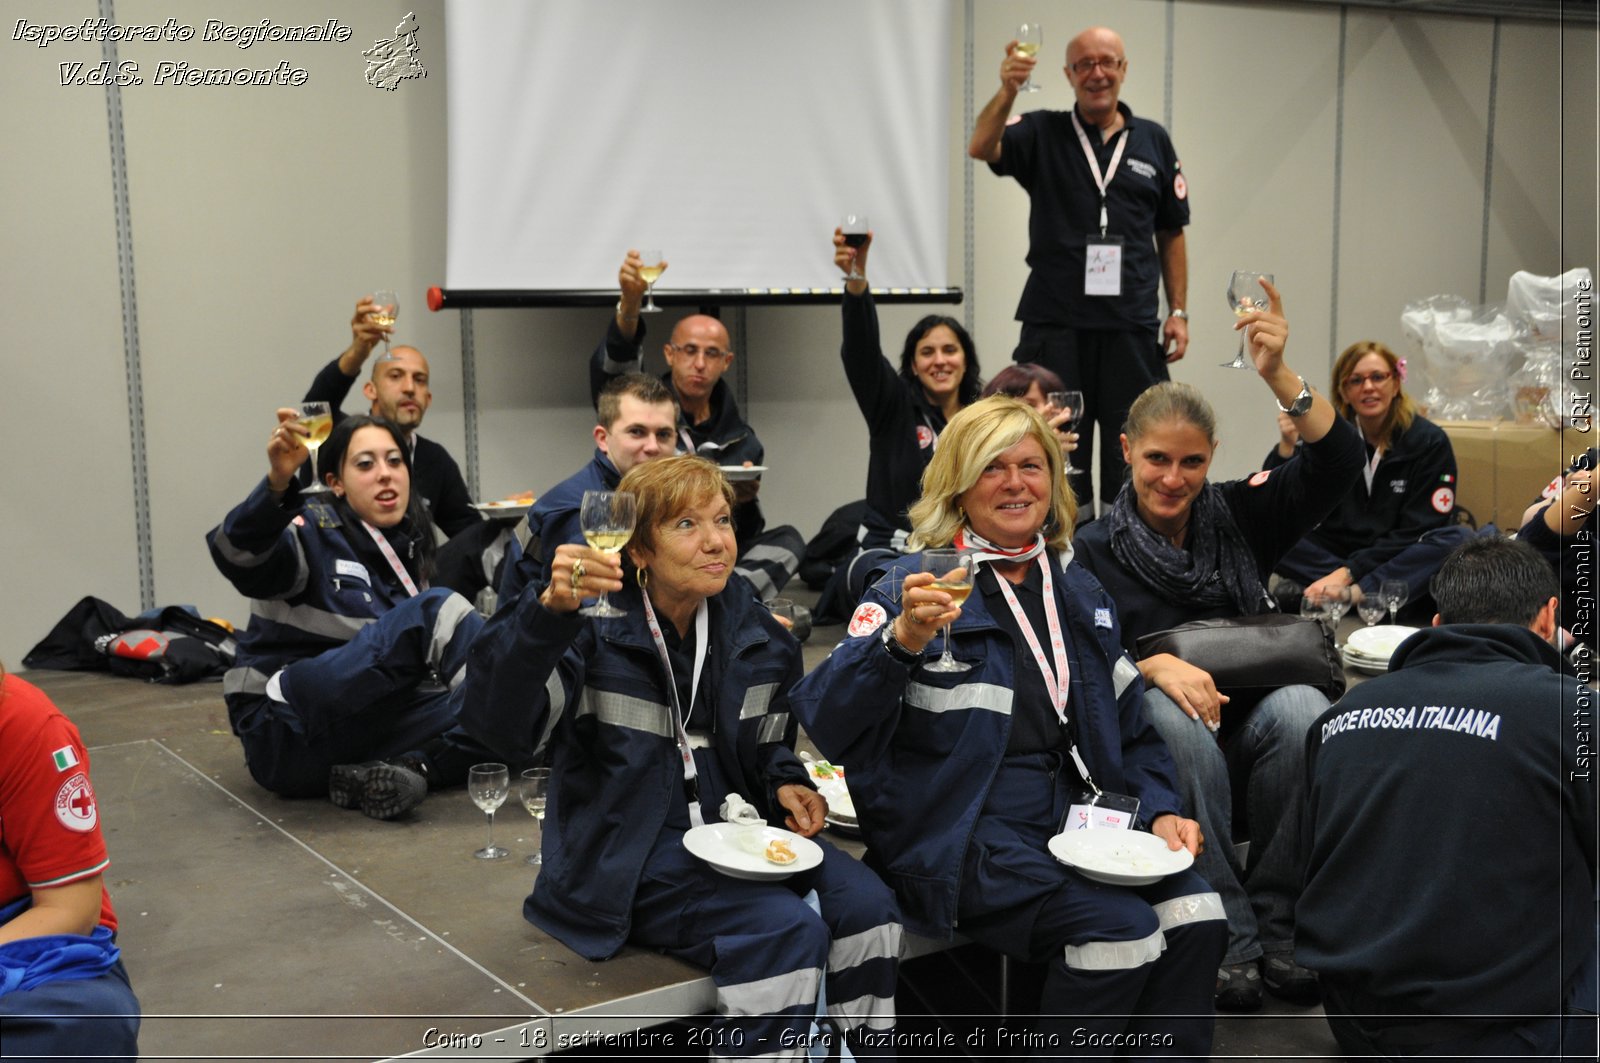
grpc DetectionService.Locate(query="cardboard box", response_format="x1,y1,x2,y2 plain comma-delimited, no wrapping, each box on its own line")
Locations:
1440,420,1594,528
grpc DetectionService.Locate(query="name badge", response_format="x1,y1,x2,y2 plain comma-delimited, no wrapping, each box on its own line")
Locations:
1085,237,1124,297
1063,789,1139,832
335,560,371,584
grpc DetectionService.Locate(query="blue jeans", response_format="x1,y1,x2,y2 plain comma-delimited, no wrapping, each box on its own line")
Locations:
1142,685,1327,966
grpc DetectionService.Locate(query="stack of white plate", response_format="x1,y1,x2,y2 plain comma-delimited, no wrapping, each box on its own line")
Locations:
1342,624,1420,675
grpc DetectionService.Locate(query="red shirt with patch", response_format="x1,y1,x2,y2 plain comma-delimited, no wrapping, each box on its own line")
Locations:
0,674,116,932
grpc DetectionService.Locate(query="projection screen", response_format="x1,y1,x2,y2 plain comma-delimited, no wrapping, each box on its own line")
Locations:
445,0,955,297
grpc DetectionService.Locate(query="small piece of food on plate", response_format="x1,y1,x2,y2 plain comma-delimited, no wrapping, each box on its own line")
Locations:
765,838,798,865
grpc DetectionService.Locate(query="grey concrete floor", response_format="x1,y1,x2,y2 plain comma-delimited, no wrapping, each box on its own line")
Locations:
22,580,1349,1061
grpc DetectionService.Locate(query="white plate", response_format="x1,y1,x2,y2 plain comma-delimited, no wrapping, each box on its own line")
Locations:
805,761,856,820
1047,829,1194,887
683,823,823,881
471,499,533,518
719,465,768,482
1341,648,1392,676
1345,624,1420,661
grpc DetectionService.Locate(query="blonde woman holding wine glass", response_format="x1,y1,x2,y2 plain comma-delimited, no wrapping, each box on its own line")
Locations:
793,396,1226,1053
458,456,902,1057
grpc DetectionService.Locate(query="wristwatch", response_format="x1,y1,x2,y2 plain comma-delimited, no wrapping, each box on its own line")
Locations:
880,622,922,665
1277,376,1314,418
1167,308,1188,321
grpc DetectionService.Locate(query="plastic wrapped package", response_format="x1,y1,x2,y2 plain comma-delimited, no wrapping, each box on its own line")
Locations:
1402,296,1526,420
1505,268,1594,342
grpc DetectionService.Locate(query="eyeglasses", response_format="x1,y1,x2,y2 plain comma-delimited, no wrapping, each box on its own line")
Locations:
670,343,731,360
1069,57,1125,75
1343,370,1395,389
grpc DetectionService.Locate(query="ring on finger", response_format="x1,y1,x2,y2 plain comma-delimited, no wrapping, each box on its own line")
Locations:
570,558,586,593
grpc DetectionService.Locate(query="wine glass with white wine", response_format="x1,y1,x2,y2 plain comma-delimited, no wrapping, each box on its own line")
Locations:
468,763,510,860
840,216,870,281
371,289,399,357
922,548,976,673
579,490,638,618
1016,23,1042,93
296,401,333,494
638,251,666,314
519,767,551,867
1224,272,1273,369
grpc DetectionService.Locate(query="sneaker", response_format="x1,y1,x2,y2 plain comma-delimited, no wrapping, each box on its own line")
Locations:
1215,961,1263,1012
1262,953,1321,1005
328,761,428,820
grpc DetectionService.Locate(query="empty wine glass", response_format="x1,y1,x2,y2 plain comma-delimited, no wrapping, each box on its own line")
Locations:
1047,389,1085,476
638,250,666,314
579,490,638,618
840,216,870,280
519,767,551,867
1357,595,1388,628
469,763,510,860
1380,579,1409,625
1322,587,1352,643
1225,272,1273,369
371,289,399,357
1300,589,1329,634
1016,23,1042,93
922,548,975,674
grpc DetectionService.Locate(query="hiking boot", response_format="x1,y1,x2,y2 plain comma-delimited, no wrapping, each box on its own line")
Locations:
329,760,428,820
1215,960,1263,1012
1262,953,1321,1005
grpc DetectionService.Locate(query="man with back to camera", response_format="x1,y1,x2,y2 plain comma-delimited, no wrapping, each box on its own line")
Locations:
302,295,480,538
591,250,805,600
1297,536,1597,1059
497,373,680,604
969,25,1190,514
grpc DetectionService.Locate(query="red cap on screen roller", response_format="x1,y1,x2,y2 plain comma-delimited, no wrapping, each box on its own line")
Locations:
426,286,444,312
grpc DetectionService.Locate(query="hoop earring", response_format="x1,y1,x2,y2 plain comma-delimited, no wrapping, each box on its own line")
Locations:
636,567,650,590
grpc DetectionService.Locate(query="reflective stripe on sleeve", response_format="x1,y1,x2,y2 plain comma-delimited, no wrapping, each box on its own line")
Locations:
738,682,780,720
575,688,673,739
754,712,790,746
252,599,372,641
1113,655,1141,698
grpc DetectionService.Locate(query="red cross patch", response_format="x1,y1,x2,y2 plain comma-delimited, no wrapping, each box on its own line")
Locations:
54,772,98,833
1248,470,1271,487
1431,486,1455,514
915,425,935,450
847,602,888,637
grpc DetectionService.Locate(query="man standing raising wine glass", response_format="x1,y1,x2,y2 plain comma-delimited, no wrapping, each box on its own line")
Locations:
969,24,1191,515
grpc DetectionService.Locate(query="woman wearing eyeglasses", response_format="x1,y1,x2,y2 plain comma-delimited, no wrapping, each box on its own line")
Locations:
1266,340,1467,611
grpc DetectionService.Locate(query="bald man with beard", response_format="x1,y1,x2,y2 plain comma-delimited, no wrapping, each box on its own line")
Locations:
301,295,480,538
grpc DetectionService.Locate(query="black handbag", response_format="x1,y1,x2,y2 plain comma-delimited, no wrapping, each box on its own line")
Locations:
1134,614,1346,713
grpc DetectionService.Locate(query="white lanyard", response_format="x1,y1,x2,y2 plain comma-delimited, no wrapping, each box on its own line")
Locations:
1070,109,1128,237
988,556,1071,727
360,521,421,597
1362,444,1385,494
641,593,711,828
986,557,1100,795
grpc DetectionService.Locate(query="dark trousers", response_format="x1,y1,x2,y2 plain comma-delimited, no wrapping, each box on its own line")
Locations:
1016,324,1169,509
237,589,495,796
957,756,1227,1059
0,958,140,1062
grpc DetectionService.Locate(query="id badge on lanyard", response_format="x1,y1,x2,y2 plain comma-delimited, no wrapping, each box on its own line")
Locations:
1071,109,1127,298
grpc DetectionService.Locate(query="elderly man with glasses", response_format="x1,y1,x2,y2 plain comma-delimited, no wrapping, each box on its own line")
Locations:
970,25,1191,519
588,250,805,602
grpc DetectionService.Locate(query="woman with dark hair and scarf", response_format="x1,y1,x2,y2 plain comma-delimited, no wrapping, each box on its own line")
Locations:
1075,280,1363,1012
825,229,983,611
206,412,494,819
